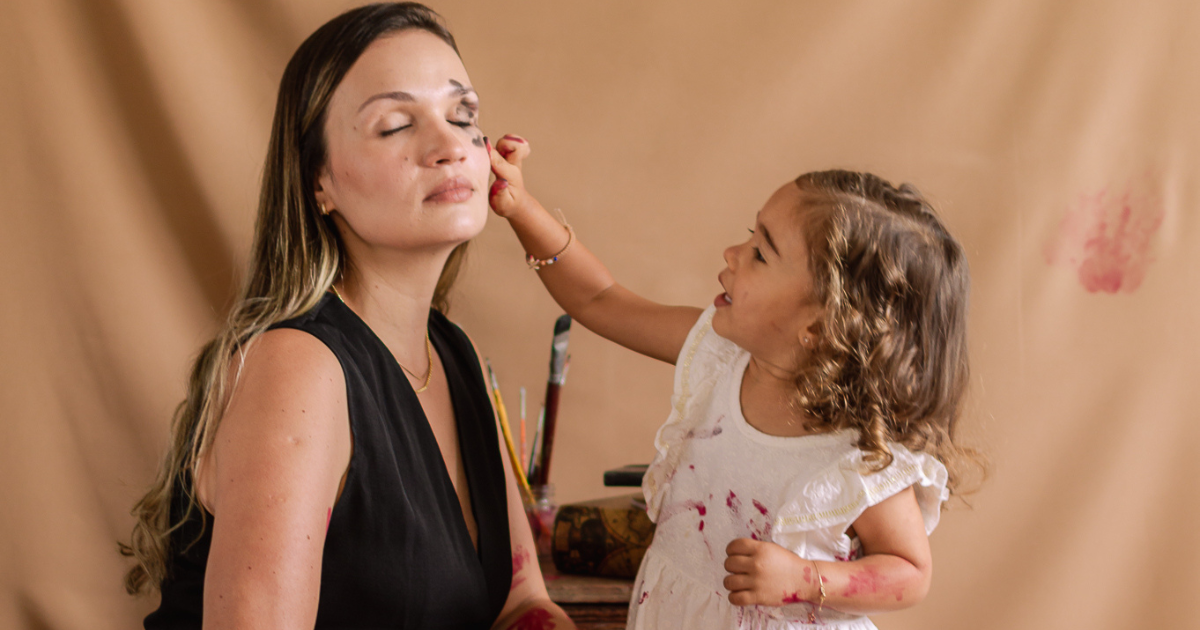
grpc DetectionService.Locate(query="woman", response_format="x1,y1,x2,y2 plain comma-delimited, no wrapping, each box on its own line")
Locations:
121,4,573,628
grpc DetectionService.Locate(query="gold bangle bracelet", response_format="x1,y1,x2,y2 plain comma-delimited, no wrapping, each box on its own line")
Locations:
807,559,826,624
526,214,574,271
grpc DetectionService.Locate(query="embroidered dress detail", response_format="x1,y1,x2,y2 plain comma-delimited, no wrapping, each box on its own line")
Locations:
630,305,949,629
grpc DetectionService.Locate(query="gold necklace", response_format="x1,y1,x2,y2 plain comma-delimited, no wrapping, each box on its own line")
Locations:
331,285,433,393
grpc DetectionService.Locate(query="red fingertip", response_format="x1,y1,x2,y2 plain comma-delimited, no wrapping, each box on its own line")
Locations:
490,179,508,197
485,137,492,153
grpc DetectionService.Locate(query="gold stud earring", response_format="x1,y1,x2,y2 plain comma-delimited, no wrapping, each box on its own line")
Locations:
319,202,330,215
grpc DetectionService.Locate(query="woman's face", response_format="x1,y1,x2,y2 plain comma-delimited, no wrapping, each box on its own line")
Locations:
316,29,489,256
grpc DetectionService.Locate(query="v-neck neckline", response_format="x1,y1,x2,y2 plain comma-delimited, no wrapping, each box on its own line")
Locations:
325,294,484,559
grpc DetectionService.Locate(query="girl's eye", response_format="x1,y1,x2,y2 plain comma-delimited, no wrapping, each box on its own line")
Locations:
450,120,474,128
380,124,411,137
753,247,765,263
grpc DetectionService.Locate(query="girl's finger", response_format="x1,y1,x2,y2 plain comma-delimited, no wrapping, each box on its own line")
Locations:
495,135,531,167
725,537,758,557
722,573,753,593
723,555,754,574
727,589,760,607
489,148,521,184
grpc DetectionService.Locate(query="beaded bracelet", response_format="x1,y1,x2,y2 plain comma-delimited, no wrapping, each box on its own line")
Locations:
525,213,574,271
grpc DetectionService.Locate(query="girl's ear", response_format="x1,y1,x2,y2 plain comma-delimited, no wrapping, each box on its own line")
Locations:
801,319,822,347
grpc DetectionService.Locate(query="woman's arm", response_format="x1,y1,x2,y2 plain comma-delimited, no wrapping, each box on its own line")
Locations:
467,339,576,630
488,136,701,365
197,328,352,629
723,486,933,614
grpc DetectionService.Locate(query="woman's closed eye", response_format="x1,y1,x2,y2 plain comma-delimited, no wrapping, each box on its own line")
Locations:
380,124,411,137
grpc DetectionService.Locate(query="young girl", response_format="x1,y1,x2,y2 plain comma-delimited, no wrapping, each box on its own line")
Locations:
487,135,978,629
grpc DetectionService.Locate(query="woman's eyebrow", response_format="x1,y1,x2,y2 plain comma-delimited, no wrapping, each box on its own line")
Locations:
357,90,415,113
448,79,475,98
357,81,475,115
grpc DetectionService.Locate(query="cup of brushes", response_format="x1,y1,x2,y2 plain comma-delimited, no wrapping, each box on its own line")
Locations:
487,315,571,557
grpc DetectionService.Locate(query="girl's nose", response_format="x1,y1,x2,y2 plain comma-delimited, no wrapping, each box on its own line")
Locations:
723,243,740,269
420,121,469,167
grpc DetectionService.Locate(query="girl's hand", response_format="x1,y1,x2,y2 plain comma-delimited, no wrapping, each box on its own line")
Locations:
723,538,817,607
488,134,537,219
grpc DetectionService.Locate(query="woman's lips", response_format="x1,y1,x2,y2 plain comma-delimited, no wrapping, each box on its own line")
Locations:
714,292,732,307
425,176,474,203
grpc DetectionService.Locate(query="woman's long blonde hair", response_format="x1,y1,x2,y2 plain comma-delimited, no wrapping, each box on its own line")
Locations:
121,3,466,595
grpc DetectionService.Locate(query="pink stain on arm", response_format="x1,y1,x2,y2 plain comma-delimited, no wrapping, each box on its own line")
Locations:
843,566,904,602
510,546,531,591
782,591,810,604
506,608,555,630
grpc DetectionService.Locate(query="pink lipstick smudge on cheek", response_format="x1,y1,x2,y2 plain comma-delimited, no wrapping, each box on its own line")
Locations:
326,508,332,532
1044,182,1165,294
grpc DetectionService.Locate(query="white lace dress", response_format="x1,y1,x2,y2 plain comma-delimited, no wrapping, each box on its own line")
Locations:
628,306,949,630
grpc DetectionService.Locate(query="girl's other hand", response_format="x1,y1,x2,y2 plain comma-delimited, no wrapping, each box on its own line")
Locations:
723,537,816,607
488,134,536,219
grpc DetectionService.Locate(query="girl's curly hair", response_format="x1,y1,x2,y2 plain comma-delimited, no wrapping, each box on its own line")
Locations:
792,170,984,498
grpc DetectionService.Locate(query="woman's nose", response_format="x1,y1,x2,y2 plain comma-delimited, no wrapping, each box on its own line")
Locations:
420,121,469,167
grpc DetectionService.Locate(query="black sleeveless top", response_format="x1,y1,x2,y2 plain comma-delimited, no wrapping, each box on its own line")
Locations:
145,295,512,629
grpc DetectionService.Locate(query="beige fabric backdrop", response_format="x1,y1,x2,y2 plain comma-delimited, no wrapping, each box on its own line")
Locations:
2,0,1197,627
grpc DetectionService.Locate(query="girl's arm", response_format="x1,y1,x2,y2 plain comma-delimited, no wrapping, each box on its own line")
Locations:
488,135,701,365
723,486,933,614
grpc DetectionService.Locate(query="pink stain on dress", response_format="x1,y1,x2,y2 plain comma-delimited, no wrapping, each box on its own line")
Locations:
1044,183,1165,294
657,500,707,525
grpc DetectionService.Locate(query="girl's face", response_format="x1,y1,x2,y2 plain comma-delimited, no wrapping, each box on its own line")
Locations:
315,30,489,256
713,182,822,366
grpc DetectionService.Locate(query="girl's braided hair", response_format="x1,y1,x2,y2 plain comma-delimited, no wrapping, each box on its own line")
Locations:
792,170,984,498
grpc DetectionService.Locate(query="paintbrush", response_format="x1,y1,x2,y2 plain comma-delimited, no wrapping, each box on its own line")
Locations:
485,359,534,502
533,315,571,486
528,406,544,481
519,386,527,467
